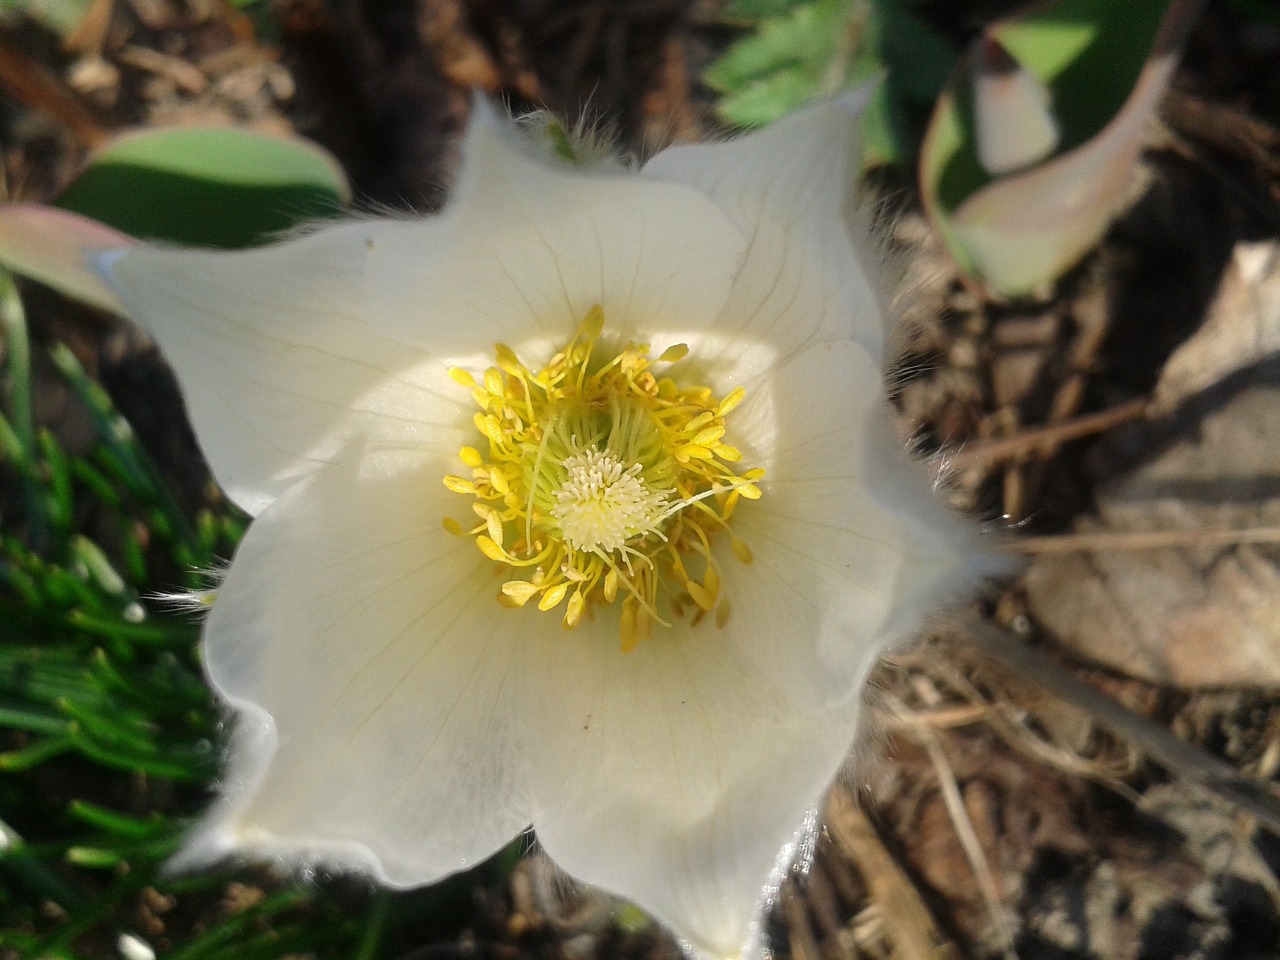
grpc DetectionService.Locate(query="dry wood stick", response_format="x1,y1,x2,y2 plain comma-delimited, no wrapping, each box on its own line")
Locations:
944,397,1149,470
954,613,1280,836
0,39,109,149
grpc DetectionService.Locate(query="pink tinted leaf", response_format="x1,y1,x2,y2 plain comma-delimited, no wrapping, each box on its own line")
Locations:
0,204,135,313
951,51,1178,296
920,0,1199,297
971,35,1059,175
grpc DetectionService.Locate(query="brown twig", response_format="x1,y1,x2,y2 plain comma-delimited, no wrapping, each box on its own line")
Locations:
0,39,111,149
1003,281,1112,519
1047,281,1112,427
116,45,209,95
893,700,1018,960
783,884,824,960
944,397,1149,470
952,613,1280,837
64,0,115,55
1006,525,1280,554
826,788,961,960
1163,87,1280,180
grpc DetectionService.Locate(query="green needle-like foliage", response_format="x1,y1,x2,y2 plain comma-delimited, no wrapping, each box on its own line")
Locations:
0,273,412,957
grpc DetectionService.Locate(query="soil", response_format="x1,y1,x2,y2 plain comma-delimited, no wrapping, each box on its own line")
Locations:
3,1,1280,959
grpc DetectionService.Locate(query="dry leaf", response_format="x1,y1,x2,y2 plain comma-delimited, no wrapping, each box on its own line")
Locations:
1155,240,1280,412
1025,362,1280,688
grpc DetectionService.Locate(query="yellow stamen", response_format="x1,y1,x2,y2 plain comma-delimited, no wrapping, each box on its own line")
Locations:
443,307,761,646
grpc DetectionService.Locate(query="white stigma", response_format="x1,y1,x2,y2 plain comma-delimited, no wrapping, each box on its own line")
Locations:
551,448,670,553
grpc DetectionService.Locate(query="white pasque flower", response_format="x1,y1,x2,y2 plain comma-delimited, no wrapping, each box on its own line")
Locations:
100,92,991,959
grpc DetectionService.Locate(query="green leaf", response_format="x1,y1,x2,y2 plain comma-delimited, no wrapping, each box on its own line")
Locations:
995,0,1169,150
56,126,350,249
721,0,799,19
706,0,955,167
705,0,850,96
162,890,313,960
0,207,131,313
0,0,87,35
925,0,1174,212
0,701,68,735
715,66,827,128
919,0,1192,296
0,736,76,771
872,0,956,105
65,800,168,840
858,83,902,169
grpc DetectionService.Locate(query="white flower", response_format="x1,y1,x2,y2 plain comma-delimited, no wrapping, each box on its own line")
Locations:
99,91,991,959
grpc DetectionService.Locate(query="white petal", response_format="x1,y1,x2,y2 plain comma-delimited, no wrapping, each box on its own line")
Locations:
859,411,1018,638
181,448,531,884
642,91,890,361
726,340,992,699
362,105,749,367
520,339,985,960
526,624,860,960
102,222,466,515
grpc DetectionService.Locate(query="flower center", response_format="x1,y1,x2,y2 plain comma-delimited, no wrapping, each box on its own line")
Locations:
442,305,761,650
551,448,669,554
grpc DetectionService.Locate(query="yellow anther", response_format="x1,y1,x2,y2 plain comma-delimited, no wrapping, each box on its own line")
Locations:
686,580,715,611
489,468,510,496
658,343,689,363
443,305,762,647
484,368,504,397
564,590,585,627
495,343,522,375
476,536,507,563
718,387,745,415
731,537,753,564
635,606,653,643
443,517,463,536
685,411,715,433
444,475,475,495
480,415,504,443
670,552,689,583
501,581,540,606
722,490,740,520
693,425,726,446
538,582,568,612
485,510,504,547
581,304,605,339
703,566,720,599
619,600,654,652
